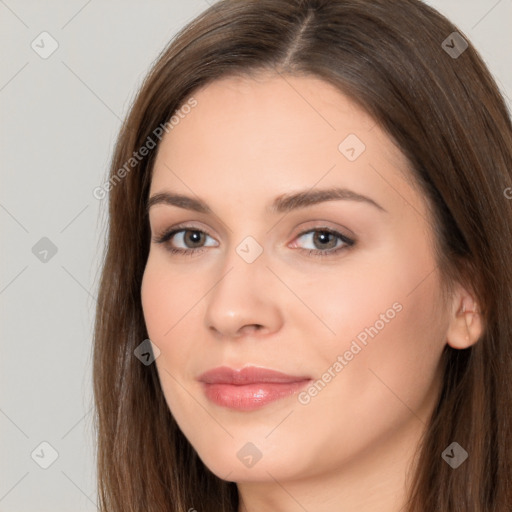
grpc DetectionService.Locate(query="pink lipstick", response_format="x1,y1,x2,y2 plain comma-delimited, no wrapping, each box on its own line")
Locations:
198,366,311,411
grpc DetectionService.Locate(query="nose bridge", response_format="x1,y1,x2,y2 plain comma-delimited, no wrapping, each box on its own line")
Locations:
203,235,282,337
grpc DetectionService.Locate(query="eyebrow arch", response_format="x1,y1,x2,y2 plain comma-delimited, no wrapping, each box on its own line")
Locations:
269,187,386,214
146,187,386,215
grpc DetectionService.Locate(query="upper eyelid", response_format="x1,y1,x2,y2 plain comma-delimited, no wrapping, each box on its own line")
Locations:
152,218,354,236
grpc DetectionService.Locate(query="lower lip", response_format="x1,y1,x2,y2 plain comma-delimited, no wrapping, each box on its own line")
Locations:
202,381,310,411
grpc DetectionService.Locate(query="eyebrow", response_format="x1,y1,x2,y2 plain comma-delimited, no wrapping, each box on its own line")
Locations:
146,187,386,215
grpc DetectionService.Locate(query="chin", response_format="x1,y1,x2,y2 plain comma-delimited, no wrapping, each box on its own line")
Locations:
188,435,310,483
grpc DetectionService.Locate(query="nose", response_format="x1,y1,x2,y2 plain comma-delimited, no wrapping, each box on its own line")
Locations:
203,248,283,340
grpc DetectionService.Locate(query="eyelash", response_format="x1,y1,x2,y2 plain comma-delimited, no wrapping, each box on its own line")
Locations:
153,224,355,258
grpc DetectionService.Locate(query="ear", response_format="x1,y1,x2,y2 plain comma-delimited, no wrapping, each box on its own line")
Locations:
445,283,484,349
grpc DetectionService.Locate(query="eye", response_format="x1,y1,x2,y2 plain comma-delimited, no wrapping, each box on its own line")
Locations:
153,225,355,258
291,228,355,257
153,226,218,255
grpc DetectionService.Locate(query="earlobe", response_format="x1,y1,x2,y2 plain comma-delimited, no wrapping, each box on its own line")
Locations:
446,291,484,349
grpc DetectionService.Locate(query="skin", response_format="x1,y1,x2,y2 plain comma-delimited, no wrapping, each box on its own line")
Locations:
140,73,483,512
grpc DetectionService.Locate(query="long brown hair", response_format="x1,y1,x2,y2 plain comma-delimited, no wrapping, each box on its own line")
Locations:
92,1,512,510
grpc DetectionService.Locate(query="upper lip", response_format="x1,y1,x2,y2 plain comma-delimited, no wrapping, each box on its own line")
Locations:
198,366,311,385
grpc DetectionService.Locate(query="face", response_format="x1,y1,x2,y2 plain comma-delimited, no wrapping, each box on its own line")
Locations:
141,73,451,483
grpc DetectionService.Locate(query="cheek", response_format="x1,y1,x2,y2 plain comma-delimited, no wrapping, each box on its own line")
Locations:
140,264,166,338
360,271,448,405
140,255,205,400
303,236,447,404
141,255,203,340
288,271,446,474
286,260,426,365
141,260,191,430
315,265,446,418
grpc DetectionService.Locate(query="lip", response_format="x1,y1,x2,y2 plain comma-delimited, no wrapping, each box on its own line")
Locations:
198,366,312,411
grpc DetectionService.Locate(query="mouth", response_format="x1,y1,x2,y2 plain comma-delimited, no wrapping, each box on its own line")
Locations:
197,366,312,411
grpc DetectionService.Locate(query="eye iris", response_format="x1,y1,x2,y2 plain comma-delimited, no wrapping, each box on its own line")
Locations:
313,231,337,250
185,230,205,248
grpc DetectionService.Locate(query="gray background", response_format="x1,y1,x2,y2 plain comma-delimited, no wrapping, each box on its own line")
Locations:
1,1,510,510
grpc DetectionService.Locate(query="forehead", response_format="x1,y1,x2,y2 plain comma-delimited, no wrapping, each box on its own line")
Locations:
149,72,420,216
169,72,377,146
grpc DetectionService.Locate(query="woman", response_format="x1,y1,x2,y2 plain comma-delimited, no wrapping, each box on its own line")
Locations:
93,0,512,510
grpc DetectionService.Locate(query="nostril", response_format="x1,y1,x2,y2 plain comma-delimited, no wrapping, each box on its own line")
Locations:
243,324,263,334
